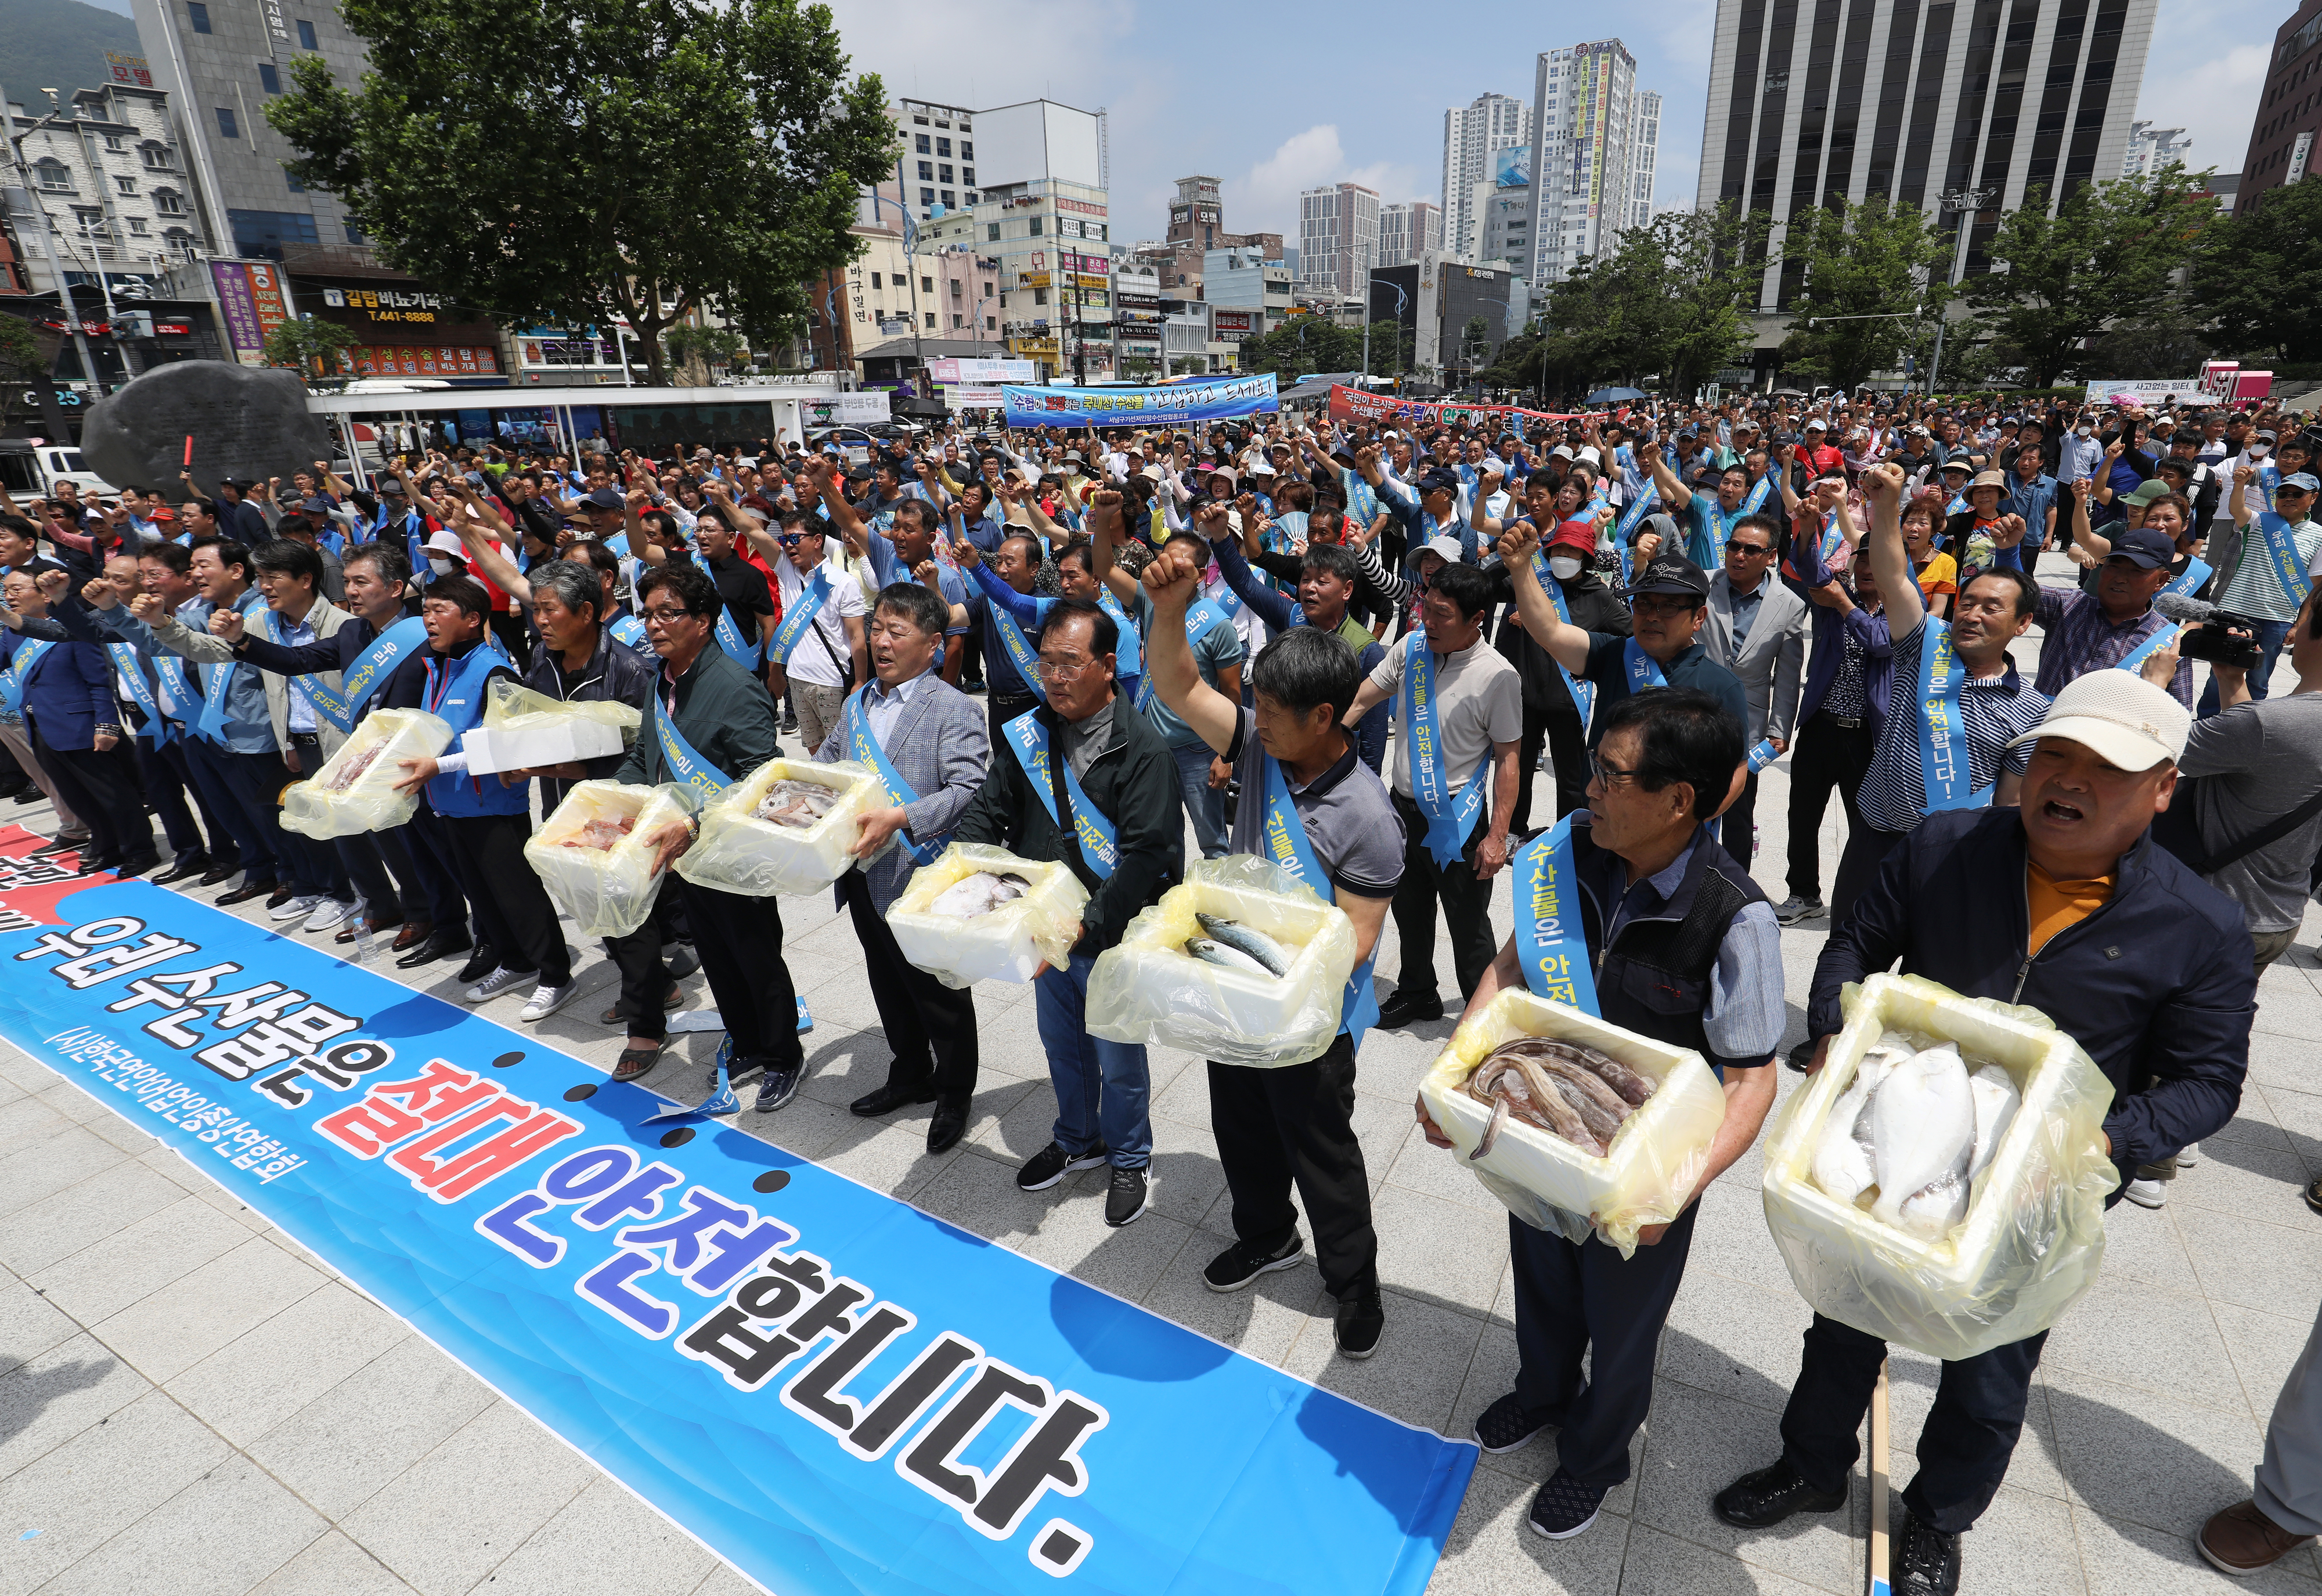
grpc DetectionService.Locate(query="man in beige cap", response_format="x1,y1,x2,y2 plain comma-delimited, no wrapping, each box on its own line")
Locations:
1714,669,2256,1596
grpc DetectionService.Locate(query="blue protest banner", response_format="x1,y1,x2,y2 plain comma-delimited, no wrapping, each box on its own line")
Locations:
1004,375,1278,428
0,857,1474,1596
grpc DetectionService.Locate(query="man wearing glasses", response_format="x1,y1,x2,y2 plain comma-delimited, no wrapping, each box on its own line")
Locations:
1701,514,1806,872
2210,464,2322,708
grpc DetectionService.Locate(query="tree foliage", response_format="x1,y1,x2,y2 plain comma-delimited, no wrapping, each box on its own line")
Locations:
262,316,353,382
266,0,896,385
1964,165,2213,387
0,316,51,436
2188,175,2322,364
1237,318,1412,381
1775,196,1953,391
663,323,748,385
1532,204,1764,396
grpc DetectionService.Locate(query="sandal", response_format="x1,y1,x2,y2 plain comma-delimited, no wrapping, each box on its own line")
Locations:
612,1043,661,1082
599,985,685,1026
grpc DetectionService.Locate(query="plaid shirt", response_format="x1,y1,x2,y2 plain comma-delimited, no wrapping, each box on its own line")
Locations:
2032,587,2193,709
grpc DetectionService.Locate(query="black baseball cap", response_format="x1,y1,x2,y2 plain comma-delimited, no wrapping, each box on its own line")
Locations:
575,486,624,512
1625,554,1711,600
2107,526,2177,569
1417,466,1463,497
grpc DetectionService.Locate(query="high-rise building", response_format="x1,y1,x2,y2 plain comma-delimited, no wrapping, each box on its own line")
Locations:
2120,120,2189,178
1378,200,1442,267
1627,90,1661,228
1697,0,2158,304
1297,181,1380,300
1441,92,1531,259
1529,41,1640,286
2240,1,2322,214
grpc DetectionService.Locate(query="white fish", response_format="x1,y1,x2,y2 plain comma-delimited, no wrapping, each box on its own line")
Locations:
1869,1044,1976,1237
1811,1037,1913,1207
930,871,1030,918
1967,1063,2021,1181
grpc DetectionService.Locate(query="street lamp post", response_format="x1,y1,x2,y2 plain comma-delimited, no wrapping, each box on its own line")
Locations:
1927,187,1995,396
864,187,924,371
1361,275,1409,385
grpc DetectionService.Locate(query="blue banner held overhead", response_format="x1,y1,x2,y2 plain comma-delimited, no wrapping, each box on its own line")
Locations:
0,860,1476,1596
1004,374,1279,429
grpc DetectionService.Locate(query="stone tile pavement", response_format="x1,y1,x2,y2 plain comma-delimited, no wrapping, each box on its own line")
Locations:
1,552,2318,1594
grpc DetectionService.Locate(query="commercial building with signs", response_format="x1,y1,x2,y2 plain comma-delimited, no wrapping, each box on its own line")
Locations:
2234,0,2322,214
1442,92,1532,261
1378,201,1443,268
1697,0,2158,303
1530,40,1649,285
1372,256,1524,384
1297,182,1380,299
1130,175,1283,303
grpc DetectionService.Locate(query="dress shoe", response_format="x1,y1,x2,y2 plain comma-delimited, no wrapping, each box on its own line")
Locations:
1373,991,1444,1030
111,854,162,879
28,836,80,857
926,1099,970,1155
395,930,470,970
337,911,403,945
12,787,42,804
266,883,295,910
850,1079,936,1117
198,863,240,887
389,920,434,953
1712,1459,1849,1529
454,944,499,984
153,854,211,885
215,877,278,906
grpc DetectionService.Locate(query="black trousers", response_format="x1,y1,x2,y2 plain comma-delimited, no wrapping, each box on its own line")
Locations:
1387,790,1497,1004
220,747,344,898
1724,770,1761,872
1207,1030,1376,1299
1780,1312,2047,1534
1786,711,1876,903
31,730,153,869
147,730,235,866
681,877,803,1072
120,714,204,861
986,690,1036,749
842,868,979,1103
434,810,569,984
1543,708,1591,833
1830,823,1907,931
1511,691,1555,837
1508,1202,1701,1486
183,739,272,881
395,809,469,932
336,828,426,920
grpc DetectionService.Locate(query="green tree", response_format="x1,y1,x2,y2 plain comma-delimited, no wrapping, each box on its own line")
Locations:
662,323,747,384
266,0,895,386
1535,204,1764,396
0,316,52,436
1965,165,2212,386
2188,175,2322,364
1774,196,1952,391
261,316,354,382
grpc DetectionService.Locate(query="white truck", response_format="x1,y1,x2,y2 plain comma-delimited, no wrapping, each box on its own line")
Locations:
0,439,118,499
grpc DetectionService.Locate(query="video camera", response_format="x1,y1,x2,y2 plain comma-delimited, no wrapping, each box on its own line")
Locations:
2154,591,2264,669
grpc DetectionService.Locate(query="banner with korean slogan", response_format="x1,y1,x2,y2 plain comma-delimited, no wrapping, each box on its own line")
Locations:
1004,374,1278,428
0,851,1474,1596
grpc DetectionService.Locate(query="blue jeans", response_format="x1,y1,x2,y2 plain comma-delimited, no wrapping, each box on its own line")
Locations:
2200,616,2295,715
1169,739,1229,859
1034,952,1151,1169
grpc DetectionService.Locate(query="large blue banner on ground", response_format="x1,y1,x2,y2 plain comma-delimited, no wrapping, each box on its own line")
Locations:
0,846,1473,1596
1003,375,1278,428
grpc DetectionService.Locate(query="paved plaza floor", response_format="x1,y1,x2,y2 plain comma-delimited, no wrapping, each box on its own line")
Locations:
0,551,2316,1595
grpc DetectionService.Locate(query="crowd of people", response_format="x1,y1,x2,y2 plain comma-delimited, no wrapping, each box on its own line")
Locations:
5,380,2322,1594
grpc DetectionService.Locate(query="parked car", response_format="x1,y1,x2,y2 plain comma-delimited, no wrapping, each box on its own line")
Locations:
0,438,117,499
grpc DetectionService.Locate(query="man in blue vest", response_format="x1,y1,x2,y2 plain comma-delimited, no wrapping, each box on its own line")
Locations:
1415,688,1782,1543
1140,542,1404,1359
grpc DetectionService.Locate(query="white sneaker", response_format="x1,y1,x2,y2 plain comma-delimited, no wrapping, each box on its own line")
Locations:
268,892,323,923
302,897,354,932
465,965,532,1002
520,979,578,1022
2123,1176,2168,1209
2176,1141,2200,1168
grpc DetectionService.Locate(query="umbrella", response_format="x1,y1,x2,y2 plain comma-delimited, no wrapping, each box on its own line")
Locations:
1585,387,1647,403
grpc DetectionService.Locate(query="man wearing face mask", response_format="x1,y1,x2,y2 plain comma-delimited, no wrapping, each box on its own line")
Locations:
2057,413,2104,485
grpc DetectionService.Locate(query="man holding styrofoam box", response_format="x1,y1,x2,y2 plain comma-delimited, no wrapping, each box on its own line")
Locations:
455,709,628,775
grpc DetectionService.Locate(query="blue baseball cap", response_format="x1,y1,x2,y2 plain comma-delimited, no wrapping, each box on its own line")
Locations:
2282,472,2320,493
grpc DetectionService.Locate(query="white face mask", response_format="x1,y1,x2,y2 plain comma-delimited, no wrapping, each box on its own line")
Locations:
1548,555,1584,581
2075,425,2093,437
2254,444,2273,457
427,556,456,577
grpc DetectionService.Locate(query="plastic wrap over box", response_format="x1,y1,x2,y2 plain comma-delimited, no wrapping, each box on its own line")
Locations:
1084,855,1357,1068
675,758,885,897
522,780,697,940
886,843,1089,989
485,677,641,741
1418,989,1729,1258
1759,973,2118,1362
278,710,453,840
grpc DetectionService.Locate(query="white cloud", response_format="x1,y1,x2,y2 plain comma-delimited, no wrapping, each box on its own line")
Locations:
820,0,1137,111
1221,125,1421,240
2136,37,2267,182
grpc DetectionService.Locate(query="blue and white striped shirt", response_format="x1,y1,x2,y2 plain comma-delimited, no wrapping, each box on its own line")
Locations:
1856,620,2050,836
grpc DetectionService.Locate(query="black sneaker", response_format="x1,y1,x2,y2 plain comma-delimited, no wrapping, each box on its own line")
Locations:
1374,992,1444,1030
1104,1165,1149,1227
1017,1140,1107,1192
1528,1467,1609,1540
1333,1284,1385,1359
780,711,798,733
1896,1510,1962,1596
753,1065,800,1113
455,944,499,985
1202,1233,1303,1292
1712,1458,1849,1529
1473,1391,1548,1454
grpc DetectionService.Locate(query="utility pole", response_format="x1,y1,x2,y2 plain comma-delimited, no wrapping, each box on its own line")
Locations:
13,99,100,391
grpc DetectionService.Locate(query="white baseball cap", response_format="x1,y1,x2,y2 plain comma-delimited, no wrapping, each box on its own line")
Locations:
2005,670,2188,772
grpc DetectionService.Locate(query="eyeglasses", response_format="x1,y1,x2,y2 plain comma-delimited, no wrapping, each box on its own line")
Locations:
1726,541,1775,557
639,607,698,626
1589,753,1640,788
1032,658,1101,682
1632,594,1699,617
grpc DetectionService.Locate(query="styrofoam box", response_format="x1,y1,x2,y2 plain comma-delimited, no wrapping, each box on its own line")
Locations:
459,717,626,776
677,758,885,898
887,847,1087,988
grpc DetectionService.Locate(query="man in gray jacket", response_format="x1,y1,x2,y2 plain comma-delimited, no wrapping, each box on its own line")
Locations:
816,582,992,1154
1700,511,1805,872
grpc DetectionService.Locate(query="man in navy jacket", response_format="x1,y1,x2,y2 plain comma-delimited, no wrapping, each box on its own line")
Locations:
1714,670,2256,1596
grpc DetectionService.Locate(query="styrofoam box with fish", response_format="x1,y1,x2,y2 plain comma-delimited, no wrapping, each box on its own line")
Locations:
1084,855,1356,1068
1420,988,1729,1257
523,779,697,940
1759,972,2119,1363
888,842,1090,989
279,709,453,840
675,758,884,897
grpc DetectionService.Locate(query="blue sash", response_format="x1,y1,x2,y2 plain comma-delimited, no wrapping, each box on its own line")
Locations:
843,685,946,866
1001,710,1118,880
1130,597,1229,714
606,532,631,558
1210,566,1243,619
693,554,761,669
654,696,732,803
196,638,242,742
2162,556,2212,598
1254,750,1380,1050
1398,632,1490,868
767,566,833,666
108,642,166,743
0,641,53,722
1614,485,1658,587
307,614,428,733
1096,588,1141,680
988,594,1050,706
1948,492,1970,515
1916,619,1986,813
2255,465,2314,609
1738,475,1773,517
1818,510,1847,566
153,655,196,728
2114,621,2175,676
610,614,652,657
1530,552,1596,728
1622,639,1668,695
1510,817,1600,1016
401,512,428,578
1747,736,1780,772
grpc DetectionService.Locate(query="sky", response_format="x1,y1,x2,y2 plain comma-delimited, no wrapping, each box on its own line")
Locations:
822,0,2268,246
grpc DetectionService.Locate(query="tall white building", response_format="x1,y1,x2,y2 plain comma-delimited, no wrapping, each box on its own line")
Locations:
1441,92,1530,259
2122,120,2190,178
1297,181,1379,300
1696,0,2158,312
1378,200,1442,268
1627,90,1661,229
1529,40,1640,286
